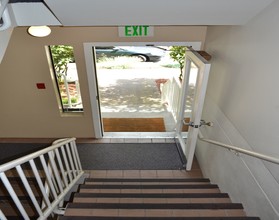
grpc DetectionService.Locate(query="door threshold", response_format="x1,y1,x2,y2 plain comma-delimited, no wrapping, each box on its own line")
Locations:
103,132,188,138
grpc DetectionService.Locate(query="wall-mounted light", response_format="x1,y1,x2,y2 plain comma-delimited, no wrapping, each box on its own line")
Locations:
28,26,51,37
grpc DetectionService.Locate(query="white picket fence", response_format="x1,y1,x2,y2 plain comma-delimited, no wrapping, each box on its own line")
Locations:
161,76,193,123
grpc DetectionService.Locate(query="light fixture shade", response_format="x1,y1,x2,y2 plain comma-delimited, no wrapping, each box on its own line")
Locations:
28,26,51,37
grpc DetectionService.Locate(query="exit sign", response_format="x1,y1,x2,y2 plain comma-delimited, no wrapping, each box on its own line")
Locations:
119,26,154,37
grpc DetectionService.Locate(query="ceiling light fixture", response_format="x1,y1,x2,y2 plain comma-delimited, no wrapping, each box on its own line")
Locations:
27,26,51,37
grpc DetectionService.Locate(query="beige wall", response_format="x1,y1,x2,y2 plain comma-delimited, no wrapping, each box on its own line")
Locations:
0,26,207,138
196,1,279,219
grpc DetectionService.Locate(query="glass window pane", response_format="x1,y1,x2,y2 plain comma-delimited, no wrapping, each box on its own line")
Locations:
49,45,83,112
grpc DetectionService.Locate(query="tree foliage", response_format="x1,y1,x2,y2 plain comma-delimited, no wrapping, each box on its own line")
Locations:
169,46,186,79
50,45,74,81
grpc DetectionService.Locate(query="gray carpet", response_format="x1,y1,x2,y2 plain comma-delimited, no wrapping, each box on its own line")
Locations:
0,143,49,164
77,143,183,170
0,143,184,170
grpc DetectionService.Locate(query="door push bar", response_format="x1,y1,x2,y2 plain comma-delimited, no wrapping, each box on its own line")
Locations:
183,119,213,128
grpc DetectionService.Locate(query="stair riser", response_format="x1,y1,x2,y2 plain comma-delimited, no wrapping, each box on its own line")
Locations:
63,177,259,219
85,178,210,182
73,197,232,204
67,203,243,209
79,189,221,193
85,182,211,185
64,208,246,217
0,181,42,197
0,201,37,217
80,184,219,189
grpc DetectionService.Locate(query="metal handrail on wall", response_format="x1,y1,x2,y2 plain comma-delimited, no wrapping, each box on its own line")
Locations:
0,137,84,219
198,130,279,165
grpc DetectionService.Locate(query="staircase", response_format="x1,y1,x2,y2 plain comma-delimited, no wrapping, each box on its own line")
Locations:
60,170,260,220
0,175,43,218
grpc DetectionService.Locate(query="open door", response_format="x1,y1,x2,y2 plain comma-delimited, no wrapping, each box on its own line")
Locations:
176,47,211,171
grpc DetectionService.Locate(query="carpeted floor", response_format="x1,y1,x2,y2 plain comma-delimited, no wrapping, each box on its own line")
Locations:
103,118,166,132
0,142,184,170
77,143,183,170
0,143,49,164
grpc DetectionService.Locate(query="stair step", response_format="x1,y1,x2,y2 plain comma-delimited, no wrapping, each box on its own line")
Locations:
64,207,248,218
73,198,232,204
79,188,221,194
86,178,210,182
3,217,38,220
67,202,243,209
73,192,231,204
59,217,260,220
63,173,259,219
0,195,41,200
0,177,42,197
80,184,219,189
74,192,229,198
0,200,37,217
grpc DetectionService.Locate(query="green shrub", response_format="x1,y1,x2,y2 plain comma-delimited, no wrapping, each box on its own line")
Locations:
62,97,78,104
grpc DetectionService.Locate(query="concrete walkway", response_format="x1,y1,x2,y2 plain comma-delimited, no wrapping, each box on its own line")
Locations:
96,67,180,131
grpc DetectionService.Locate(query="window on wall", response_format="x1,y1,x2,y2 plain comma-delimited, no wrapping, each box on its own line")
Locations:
49,45,83,112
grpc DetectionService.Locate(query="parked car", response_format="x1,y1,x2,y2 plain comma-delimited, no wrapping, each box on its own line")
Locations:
95,46,165,62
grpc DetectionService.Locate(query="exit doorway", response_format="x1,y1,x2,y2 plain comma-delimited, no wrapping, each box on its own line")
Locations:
84,42,203,138
95,45,179,134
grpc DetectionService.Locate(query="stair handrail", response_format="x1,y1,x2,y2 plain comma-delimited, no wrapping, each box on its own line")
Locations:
0,137,84,219
198,130,279,165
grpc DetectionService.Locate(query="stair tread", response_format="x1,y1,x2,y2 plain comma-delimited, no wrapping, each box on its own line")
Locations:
59,217,260,220
62,173,259,219
74,192,229,198
86,178,210,182
0,195,41,199
78,189,222,194
80,184,218,189
67,202,243,209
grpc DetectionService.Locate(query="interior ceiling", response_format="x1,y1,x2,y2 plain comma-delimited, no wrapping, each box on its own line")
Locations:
8,0,274,26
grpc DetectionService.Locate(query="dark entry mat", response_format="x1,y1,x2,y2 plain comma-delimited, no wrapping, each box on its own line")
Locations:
77,143,183,170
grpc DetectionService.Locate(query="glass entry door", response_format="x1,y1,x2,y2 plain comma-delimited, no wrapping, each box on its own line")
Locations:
176,47,211,170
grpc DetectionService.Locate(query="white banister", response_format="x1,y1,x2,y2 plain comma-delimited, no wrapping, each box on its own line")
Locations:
16,165,43,216
0,0,11,31
29,159,52,208
66,143,77,178
0,172,30,219
0,137,84,219
0,209,7,220
40,154,58,199
61,145,73,182
0,0,8,18
54,148,68,187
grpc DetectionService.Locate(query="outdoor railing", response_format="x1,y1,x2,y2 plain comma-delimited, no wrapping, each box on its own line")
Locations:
161,77,182,122
0,137,84,219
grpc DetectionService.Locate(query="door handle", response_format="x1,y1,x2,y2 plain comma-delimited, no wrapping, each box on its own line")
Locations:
183,119,213,128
